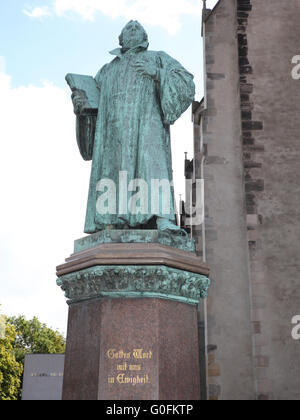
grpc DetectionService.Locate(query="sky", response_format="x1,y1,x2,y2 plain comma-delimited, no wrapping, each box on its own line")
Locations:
0,0,218,335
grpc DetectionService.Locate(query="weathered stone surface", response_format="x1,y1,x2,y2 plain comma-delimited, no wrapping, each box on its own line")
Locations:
196,0,300,401
197,0,255,400
74,229,196,254
58,236,209,400
57,241,210,278
57,264,210,305
62,298,201,400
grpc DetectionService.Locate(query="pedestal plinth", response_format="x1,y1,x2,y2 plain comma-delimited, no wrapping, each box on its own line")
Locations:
56,230,210,400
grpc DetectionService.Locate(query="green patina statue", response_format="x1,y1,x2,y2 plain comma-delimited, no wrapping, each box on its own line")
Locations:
68,21,195,234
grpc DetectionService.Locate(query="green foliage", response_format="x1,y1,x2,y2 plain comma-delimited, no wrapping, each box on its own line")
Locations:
0,314,5,339
0,320,23,400
7,316,65,367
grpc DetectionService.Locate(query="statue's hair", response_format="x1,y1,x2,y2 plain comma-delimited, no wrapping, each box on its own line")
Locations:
119,20,148,46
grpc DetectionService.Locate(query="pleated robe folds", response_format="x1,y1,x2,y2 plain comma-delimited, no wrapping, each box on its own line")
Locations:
77,45,195,234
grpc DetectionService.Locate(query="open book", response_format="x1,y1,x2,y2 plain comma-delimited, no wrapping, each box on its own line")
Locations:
65,73,100,115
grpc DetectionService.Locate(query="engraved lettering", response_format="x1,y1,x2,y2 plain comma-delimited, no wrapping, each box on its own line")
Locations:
133,349,152,359
106,349,131,359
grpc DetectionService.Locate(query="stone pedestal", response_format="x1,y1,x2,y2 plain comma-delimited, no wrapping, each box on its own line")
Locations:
56,230,210,401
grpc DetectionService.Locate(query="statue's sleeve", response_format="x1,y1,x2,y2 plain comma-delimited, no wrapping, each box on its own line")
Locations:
75,67,104,161
156,52,195,125
76,115,97,161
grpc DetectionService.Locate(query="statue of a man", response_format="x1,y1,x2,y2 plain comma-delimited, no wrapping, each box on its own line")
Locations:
71,21,195,234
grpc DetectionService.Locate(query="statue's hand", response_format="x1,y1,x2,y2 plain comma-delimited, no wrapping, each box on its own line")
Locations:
133,60,158,80
71,89,88,115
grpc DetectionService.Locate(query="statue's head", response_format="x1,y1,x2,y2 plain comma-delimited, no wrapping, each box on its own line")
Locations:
119,20,148,49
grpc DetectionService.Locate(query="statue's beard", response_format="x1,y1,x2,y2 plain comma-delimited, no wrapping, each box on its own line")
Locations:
122,35,144,50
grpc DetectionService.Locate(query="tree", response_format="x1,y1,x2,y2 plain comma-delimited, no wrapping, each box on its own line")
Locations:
7,316,65,367
0,314,65,400
0,319,23,400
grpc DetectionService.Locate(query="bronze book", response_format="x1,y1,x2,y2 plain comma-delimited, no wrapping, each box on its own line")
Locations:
65,73,100,115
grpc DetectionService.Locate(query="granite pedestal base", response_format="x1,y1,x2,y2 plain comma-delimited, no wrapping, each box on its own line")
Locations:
56,231,210,400
62,298,200,400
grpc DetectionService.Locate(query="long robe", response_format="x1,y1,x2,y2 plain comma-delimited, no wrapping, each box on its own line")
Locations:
77,44,195,234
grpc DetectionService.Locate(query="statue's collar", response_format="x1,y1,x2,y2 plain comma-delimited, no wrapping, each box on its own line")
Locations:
110,41,149,59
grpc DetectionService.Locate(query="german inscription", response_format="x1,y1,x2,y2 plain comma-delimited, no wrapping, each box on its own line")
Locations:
106,348,153,386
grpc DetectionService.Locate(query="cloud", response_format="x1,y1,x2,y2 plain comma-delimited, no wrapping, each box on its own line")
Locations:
0,56,6,74
207,0,219,9
23,6,51,18
24,0,203,35
0,64,91,333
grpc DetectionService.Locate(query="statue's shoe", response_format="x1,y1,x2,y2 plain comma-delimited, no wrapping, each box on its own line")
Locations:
156,218,188,237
